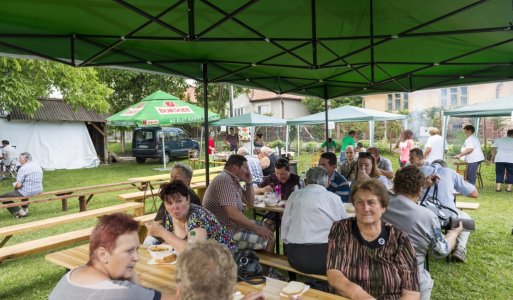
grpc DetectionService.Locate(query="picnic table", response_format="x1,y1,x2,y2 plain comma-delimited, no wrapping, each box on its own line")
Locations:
45,244,347,300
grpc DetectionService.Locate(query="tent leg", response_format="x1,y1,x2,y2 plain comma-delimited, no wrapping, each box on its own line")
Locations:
162,132,166,169
324,85,329,152
202,63,210,185
250,126,255,155
369,121,375,147
442,114,450,160
285,125,290,156
297,125,300,163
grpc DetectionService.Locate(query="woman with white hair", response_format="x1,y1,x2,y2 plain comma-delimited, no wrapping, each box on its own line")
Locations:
424,127,445,164
281,167,348,275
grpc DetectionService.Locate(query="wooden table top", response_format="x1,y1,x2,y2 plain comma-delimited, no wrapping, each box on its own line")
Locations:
128,167,224,183
45,244,346,300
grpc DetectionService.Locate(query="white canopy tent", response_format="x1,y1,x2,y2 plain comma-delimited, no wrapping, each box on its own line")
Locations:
287,106,407,147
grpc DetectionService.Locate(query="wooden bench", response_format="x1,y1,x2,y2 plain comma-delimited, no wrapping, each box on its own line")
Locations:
0,211,155,263
0,180,150,212
257,252,328,281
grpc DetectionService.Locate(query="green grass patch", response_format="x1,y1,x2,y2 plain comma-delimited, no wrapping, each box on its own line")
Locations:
0,153,512,299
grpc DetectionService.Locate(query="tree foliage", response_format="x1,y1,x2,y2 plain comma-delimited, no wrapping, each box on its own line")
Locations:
194,83,249,118
95,68,189,114
0,57,111,115
301,96,363,114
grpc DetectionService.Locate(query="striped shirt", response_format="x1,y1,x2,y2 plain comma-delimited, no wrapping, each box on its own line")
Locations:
327,218,419,299
16,162,43,197
327,171,350,203
203,171,245,234
245,155,263,184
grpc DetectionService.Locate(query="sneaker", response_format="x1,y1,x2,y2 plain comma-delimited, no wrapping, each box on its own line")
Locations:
13,208,28,218
452,248,467,263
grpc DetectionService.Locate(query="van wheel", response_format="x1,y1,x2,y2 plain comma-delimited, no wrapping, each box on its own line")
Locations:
191,148,199,158
136,157,146,164
160,152,170,164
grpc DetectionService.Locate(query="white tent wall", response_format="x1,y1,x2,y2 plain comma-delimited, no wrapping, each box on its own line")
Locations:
0,118,100,169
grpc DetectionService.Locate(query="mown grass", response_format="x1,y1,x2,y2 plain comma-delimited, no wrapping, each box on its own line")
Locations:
0,153,512,299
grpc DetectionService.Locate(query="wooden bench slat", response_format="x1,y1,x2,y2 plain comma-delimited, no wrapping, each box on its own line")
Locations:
455,201,479,210
117,189,160,201
257,252,328,281
0,202,144,238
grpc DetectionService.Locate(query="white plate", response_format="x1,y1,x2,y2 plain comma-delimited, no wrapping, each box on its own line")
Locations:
147,257,177,265
280,284,310,297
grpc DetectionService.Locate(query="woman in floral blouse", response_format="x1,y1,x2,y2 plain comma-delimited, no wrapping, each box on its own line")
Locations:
144,181,237,254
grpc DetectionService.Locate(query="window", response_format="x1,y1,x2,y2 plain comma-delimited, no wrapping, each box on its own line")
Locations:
234,107,244,116
385,93,408,111
178,132,188,141
256,104,270,114
440,86,468,108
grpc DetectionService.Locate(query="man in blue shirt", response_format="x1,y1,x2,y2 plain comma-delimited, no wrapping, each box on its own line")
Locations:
318,152,350,203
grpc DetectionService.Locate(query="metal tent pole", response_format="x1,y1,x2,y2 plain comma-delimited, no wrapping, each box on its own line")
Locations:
324,85,329,152
202,63,210,185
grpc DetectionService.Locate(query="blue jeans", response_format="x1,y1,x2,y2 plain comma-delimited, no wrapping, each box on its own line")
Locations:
495,162,513,184
466,161,482,186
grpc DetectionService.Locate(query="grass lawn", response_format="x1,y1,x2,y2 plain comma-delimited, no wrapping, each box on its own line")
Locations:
0,153,512,299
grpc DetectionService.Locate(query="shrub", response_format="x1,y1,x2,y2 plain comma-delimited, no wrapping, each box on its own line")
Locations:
268,139,286,150
304,141,321,152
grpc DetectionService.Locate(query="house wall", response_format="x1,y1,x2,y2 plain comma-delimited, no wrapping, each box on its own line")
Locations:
231,93,310,119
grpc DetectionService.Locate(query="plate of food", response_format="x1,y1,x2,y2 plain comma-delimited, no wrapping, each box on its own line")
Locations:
147,244,177,265
280,281,310,297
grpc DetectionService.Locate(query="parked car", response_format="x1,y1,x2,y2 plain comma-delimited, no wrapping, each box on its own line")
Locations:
132,127,200,164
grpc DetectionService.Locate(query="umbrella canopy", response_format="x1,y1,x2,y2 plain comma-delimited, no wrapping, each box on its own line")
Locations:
107,90,220,127
287,106,406,125
1,1,513,98
443,96,513,117
211,113,286,127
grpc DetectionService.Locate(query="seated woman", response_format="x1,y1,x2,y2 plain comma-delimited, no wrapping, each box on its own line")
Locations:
281,167,348,275
383,166,463,300
352,152,389,188
49,213,174,300
175,240,265,300
144,181,237,254
327,179,420,300
255,158,303,200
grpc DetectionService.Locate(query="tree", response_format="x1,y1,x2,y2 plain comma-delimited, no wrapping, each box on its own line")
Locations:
301,96,362,114
194,83,249,118
0,57,111,115
95,68,189,114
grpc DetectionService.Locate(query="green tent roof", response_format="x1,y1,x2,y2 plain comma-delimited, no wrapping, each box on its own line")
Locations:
107,90,219,127
211,113,286,127
287,105,406,125
1,1,513,98
443,96,513,117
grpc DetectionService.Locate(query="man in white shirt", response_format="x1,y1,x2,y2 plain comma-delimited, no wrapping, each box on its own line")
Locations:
281,167,347,275
0,140,16,179
424,127,446,164
454,125,485,186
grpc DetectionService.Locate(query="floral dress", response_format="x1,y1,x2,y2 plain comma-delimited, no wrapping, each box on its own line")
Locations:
163,203,237,253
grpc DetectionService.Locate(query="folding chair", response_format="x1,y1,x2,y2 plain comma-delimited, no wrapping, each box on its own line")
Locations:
5,158,18,179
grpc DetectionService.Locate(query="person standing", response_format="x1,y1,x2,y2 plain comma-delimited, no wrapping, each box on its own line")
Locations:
424,127,446,164
225,127,239,152
0,140,16,180
454,125,484,186
321,138,338,153
491,129,513,192
339,130,356,162
0,152,43,218
207,132,216,160
395,129,415,168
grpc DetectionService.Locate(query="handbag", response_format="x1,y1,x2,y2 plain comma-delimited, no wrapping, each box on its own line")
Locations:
419,183,458,228
233,250,266,285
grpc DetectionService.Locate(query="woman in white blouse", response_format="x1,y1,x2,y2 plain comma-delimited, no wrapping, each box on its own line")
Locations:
492,129,513,192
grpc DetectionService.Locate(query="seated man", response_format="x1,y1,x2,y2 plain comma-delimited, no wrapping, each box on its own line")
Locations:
255,157,303,200
0,140,16,179
259,146,278,177
203,154,275,252
0,152,42,218
338,145,357,182
49,213,174,300
367,146,394,180
281,167,348,275
237,147,263,184
410,149,478,263
383,166,463,300
318,152,350,203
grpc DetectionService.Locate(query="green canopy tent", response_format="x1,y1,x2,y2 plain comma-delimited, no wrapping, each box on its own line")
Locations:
1,0,513,181
441,96,513,157
211,112,286,154
287,105,406,147
107,90,220,168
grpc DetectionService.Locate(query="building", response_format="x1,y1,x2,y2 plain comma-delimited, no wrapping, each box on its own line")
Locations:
232,89,310,119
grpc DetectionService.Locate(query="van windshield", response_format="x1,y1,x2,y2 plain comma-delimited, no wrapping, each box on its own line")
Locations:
134,129,154,143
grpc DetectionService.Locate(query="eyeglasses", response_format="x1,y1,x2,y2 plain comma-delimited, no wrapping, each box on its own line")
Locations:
358,152,374,160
